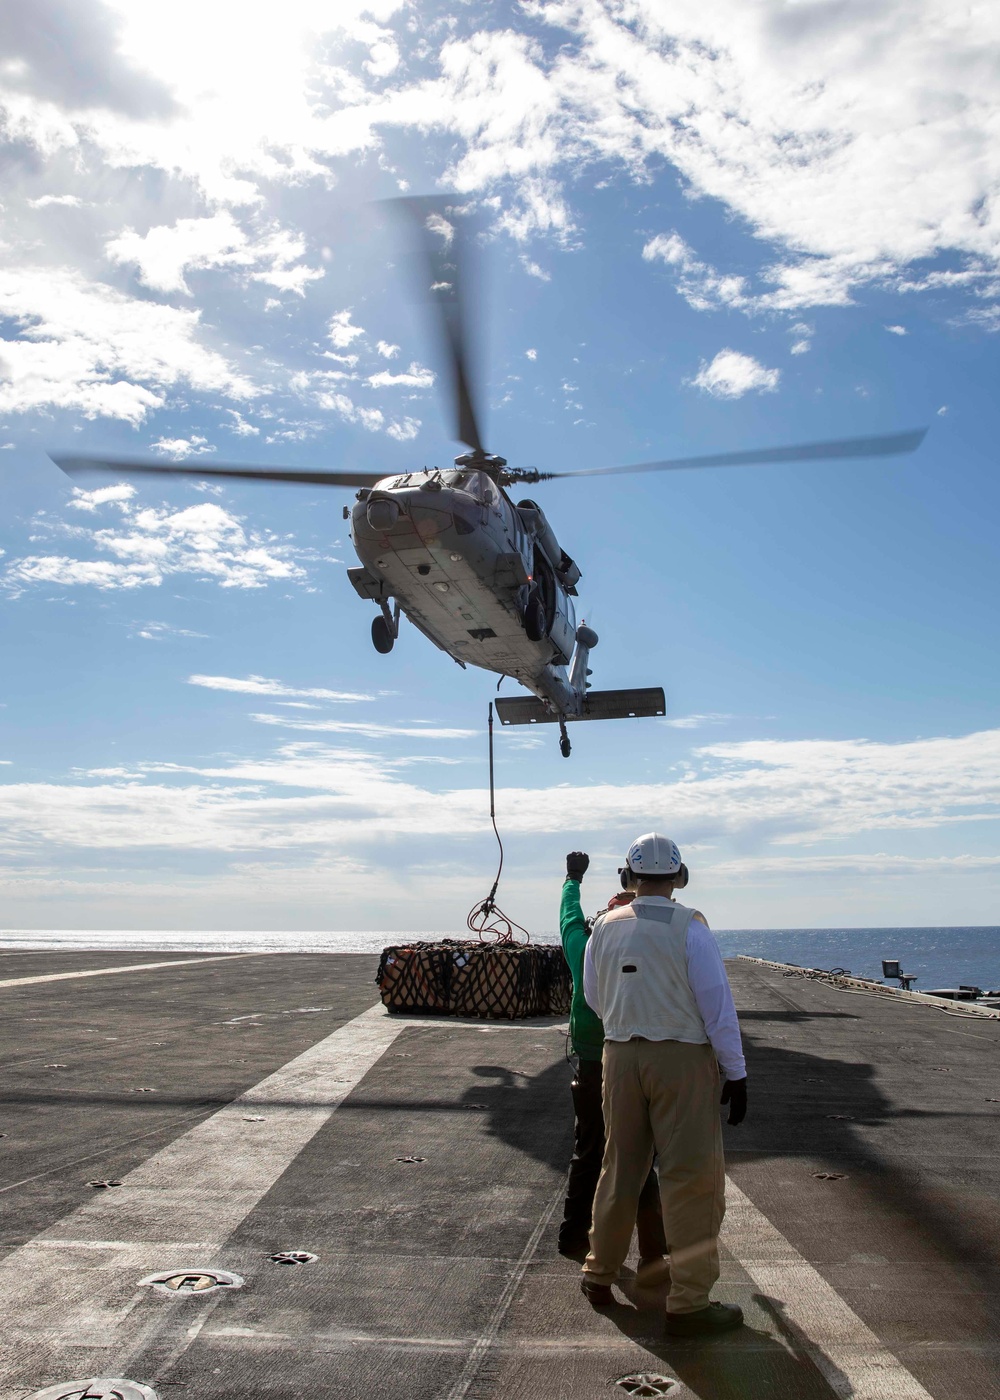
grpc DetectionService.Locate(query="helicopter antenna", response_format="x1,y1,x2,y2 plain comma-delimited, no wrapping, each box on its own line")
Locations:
466,703,530,945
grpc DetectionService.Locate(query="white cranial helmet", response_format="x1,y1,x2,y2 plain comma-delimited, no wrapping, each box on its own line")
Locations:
626,832,682,877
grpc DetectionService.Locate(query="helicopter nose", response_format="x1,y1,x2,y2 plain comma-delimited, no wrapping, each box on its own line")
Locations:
366,497,401,531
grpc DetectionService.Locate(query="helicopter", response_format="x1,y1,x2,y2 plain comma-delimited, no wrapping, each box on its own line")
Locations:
51,198,926,758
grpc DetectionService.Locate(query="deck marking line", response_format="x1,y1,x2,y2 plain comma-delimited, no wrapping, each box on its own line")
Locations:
0,1109,217,1197
0,953,268,990
34,1241,217,1251
723,1176,934,1399
440,1182,564,1400
0,1000,401,1400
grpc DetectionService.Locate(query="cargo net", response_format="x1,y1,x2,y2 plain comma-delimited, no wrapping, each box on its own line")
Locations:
374,701,575,1018
375,940,573,1020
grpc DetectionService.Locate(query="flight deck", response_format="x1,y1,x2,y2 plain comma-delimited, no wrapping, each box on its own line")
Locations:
0,950,997,1400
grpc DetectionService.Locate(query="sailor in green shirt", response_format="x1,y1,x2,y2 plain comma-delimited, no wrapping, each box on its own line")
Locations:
558,851,669,1277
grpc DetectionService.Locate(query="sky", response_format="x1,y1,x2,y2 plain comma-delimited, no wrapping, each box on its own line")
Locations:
1,0,999,934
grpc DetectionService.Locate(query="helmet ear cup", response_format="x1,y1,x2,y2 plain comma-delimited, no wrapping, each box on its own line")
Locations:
620,860,687,889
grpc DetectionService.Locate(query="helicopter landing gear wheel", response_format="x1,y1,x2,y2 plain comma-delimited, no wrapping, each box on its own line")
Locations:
371,615,394,654
524,595,548,643
559,721,571,759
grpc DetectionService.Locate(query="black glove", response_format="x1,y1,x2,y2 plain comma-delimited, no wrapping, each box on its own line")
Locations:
565,851,590,882
720,1078,747,1126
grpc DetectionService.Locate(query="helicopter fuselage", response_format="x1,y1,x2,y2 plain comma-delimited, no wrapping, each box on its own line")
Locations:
347,467,586,715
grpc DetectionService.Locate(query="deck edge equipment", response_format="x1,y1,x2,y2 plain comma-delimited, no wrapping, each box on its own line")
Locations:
736,955,1000,1019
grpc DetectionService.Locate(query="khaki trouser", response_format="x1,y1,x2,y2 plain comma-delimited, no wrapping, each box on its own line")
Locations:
582,1038,725,1314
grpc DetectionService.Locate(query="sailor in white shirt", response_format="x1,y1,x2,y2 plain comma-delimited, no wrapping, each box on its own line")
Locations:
580,833,748,1335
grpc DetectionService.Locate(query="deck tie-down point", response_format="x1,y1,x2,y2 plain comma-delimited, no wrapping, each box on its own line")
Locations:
138,1268,244,1296
614,1376,677,1397
25,1380,158,1400
269,1251,317,1266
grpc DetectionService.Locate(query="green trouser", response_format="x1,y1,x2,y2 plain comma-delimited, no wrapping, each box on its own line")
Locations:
583,1038,725,1314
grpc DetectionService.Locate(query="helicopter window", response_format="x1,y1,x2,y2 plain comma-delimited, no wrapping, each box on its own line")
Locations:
441,470,476,494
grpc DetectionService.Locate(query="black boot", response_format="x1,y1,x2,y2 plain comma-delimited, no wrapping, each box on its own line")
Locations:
558,1224,590,1258
664,1302,743,1336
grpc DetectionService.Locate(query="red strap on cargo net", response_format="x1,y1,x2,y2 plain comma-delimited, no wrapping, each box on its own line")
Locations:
466,702,530,945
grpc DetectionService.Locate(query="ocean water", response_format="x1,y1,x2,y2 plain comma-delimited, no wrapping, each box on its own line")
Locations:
712,927,1000,995
2,925,999,993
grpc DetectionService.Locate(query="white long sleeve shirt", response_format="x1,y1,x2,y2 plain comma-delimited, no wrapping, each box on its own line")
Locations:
583,896,746,1081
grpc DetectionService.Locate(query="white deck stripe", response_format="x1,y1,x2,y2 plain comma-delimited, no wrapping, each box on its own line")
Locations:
0,953,268,989
0,1001,402,1400
722,1176,934,1399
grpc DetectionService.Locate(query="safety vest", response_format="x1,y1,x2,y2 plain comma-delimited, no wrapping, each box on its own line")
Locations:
590,898,708,1045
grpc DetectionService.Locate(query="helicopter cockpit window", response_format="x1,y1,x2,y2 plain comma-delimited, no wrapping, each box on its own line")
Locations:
441,470,476,494
479,474,500,506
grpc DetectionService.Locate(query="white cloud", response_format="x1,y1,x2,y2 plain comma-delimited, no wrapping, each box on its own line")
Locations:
365,362,434,389
296,376,420,441
107,213,240,295
2,3,407,207
226,410,259,437
664,713,735,730
4,495,312,594
0,267,256,424
536,3,1000,308
790,340,810,355
5,558,158,591
151,435,215,457
965,305,1000,332
68,483,137,512
29,194,85,209
4,2,998,325
885,324,908,336
327,309,365,349
690,349,779,399
386,416,420,441
133,621,208,641
643,232,756,312
188,674,373,702
250,712,478,740
107,215,323,300
642,231,856,317
710,851,1000,881
2,0,996,472
1,726,999,861
525,348,538,360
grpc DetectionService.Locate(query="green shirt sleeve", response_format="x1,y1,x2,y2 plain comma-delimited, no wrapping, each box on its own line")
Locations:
559,879,605,1061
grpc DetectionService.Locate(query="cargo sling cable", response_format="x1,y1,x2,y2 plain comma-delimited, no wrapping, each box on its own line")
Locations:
466,702,530,945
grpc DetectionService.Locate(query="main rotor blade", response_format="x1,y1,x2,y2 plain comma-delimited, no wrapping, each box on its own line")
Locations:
533,427,928,480
51,454,387,488
393,196,486,456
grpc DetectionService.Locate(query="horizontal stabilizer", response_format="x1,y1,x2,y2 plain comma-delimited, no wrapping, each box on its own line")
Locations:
495,688,666,726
